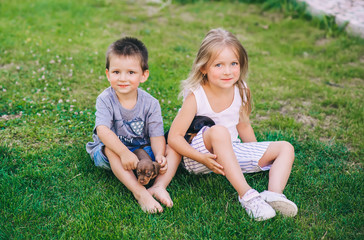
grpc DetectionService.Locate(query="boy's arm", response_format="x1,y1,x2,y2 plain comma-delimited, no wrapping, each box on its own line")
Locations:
236,118,257,143
96,125,139,170
150,136,167,174
146,97,167,173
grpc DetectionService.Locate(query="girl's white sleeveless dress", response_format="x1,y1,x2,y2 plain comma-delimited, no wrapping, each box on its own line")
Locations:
182,85,271,174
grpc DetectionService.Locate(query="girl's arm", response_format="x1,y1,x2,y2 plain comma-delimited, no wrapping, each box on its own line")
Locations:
168,93,223,173
236,118,257,143
96,125,139,170
150,136,167,174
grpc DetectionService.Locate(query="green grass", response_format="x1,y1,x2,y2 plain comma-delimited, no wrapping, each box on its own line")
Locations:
1,0,363,239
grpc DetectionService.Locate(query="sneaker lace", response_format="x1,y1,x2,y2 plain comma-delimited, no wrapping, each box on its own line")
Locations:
247,196,266,214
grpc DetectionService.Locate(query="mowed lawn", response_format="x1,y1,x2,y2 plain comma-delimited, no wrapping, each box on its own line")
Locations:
0,0,363,239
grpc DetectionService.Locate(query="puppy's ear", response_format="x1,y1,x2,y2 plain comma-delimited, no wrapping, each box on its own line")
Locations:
136,162,141,175
151,162,161,179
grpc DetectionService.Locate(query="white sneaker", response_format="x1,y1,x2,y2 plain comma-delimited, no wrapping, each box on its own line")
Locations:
239,189,276,221
260,191,298,217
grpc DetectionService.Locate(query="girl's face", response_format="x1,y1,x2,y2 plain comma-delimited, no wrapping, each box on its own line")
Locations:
202,46,240,89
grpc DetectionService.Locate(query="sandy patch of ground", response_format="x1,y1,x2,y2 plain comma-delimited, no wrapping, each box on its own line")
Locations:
315,37,333,46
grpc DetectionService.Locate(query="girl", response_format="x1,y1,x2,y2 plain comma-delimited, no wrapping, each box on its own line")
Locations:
168,28,297,221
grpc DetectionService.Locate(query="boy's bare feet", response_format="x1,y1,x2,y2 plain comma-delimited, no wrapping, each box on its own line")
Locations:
134,189,163,213
148,185,173,207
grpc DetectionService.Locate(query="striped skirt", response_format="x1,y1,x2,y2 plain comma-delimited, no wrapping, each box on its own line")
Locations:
182,126,272,174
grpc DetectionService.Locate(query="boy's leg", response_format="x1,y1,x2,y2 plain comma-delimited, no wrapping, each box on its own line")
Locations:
148,145,181,207
104,147,163,213
258,141,295,193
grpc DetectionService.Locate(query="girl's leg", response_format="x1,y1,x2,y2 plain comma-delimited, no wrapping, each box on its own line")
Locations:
258,141,295,193
104,147,163,213
203,125,251,197
204,126,276,221
258,141,297,217
148,145,181,207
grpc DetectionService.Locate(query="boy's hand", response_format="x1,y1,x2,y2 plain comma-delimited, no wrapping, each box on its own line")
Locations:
120,149,139,171
201,153,225,176
155,155,167,174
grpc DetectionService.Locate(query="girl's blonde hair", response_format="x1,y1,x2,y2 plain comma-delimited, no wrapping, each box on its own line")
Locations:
181,28,252,119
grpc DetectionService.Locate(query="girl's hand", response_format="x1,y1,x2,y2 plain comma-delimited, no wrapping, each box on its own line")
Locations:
120,149,139,171
156,155,168,174
201,153,225,176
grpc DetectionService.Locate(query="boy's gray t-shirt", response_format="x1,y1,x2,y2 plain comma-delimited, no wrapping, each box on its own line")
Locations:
86,87,164,158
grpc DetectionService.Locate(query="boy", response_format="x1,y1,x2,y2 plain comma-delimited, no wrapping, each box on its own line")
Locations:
86,37,175,213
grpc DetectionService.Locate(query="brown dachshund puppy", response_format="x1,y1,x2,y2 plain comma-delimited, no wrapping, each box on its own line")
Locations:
134,148,160,186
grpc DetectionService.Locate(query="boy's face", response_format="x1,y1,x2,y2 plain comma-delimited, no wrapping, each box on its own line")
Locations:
105,55,149,98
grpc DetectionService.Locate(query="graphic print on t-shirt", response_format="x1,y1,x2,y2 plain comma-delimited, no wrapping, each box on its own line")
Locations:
129,120,144,136
116,117,148,147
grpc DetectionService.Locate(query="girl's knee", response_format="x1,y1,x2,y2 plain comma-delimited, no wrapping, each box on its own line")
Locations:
205,125,230,141
268,141,294,160
203,125,233,154
280,141,294,152
279,141,295,162
272,141,293,151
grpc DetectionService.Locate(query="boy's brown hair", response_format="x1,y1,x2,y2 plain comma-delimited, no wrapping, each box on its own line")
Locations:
105,37,148,71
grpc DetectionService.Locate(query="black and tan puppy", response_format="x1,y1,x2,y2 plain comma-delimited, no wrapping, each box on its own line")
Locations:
184,115,215,143
165,115,215,143
134,148,160,186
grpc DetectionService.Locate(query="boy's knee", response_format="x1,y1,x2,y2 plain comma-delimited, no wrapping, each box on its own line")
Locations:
103,146,116,159
103,146,110,154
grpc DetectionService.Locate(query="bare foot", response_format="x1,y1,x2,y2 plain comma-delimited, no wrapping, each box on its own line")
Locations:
148,185,173,207
134,189,163,213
